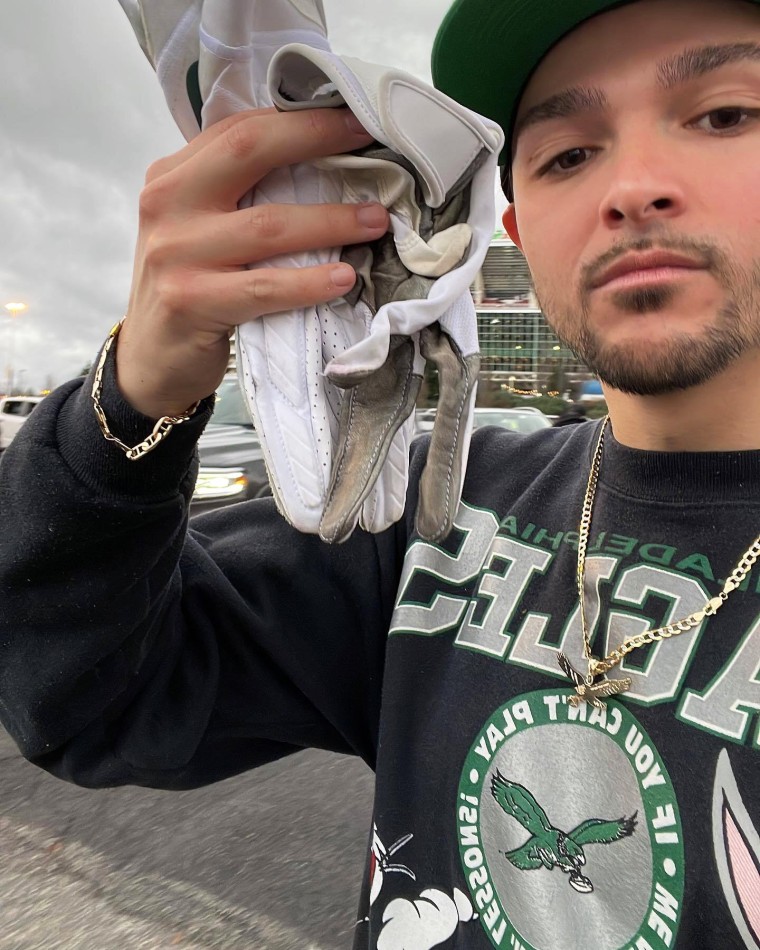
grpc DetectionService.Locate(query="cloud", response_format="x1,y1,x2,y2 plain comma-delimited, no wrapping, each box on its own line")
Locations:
1,0,183,391
327,1,447,80
378,887,474,950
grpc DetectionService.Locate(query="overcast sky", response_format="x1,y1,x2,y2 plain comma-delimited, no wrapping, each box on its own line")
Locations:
0,0,507,394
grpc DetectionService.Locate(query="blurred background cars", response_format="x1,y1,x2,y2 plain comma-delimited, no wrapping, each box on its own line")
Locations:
194,390,551,515
414,405,551,438
0,395,45,452
471,407,552,433
191,376,271,514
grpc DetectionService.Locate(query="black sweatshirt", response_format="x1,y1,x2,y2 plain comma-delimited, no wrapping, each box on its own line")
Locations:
1,356,759,949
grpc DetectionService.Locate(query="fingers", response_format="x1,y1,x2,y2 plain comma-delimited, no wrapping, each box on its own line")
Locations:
119,106,377,420
178,262,359,326
157,201,389,268
151,108,373,211
144,109,274,183
116,259,356,419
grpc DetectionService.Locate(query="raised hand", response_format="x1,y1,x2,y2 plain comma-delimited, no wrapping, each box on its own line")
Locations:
116,107,388,420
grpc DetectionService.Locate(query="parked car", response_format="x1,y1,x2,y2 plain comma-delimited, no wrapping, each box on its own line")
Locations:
192,390,551,515
0,395,45,451
414,406,551,438
191,376,271,515
471,407,552,433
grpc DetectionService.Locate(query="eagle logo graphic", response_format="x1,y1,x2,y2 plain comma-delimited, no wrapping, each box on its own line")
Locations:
491,771,637,893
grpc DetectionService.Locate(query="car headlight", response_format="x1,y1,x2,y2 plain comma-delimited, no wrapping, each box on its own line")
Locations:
194,468,249,500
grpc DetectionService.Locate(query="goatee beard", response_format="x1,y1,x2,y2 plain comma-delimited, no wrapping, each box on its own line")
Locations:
609,284,677,315
537,238,760,397
572,302,749,396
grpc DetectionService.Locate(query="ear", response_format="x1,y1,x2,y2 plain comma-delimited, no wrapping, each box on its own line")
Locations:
502,205,522,250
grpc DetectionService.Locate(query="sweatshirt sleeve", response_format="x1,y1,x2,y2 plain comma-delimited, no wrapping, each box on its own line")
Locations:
0,349,405,790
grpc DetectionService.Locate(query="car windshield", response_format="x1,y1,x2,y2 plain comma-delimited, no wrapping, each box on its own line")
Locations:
211,378,253,427
473,411,549,433
2,400,37,417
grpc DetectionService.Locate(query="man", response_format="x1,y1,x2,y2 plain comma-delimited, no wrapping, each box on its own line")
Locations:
1,0,759,946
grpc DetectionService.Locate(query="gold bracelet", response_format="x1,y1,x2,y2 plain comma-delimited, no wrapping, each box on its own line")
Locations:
91,321,201,461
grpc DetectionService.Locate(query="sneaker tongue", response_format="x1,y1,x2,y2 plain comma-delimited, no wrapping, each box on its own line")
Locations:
269,45,502,207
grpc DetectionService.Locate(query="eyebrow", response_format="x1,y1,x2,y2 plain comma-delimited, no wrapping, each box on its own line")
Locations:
513,42,760,145
514,86,607,141
657,42,760,86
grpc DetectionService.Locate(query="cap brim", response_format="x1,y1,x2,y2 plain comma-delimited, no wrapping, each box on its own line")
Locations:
432,0,646,165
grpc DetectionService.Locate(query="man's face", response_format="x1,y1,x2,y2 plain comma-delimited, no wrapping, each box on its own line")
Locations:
509,0,760,396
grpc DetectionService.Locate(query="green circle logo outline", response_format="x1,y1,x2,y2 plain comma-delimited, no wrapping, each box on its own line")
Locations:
456,689,685,950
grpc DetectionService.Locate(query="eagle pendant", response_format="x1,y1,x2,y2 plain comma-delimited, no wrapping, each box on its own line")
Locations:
557,652,632,709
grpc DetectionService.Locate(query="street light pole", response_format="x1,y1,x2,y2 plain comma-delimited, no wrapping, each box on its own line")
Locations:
4,302,28,395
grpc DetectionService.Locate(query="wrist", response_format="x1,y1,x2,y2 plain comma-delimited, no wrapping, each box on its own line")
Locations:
115,380,204,422
51,337,215,504
93,322,208,461
114,324,224,420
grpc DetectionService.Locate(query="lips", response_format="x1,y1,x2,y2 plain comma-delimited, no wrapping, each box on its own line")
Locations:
590,251,706,290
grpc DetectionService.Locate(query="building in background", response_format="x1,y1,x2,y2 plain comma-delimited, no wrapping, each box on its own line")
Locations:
473,233,592,397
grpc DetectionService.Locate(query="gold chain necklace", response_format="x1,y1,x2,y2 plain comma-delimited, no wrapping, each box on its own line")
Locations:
558,416,760,708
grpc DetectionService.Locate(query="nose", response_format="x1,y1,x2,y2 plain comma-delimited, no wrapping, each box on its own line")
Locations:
599,143,686,229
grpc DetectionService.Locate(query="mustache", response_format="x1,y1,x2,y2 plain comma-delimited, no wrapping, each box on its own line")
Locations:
580,236,723,292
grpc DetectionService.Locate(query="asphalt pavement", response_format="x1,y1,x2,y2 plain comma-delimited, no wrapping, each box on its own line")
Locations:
0,728,374,949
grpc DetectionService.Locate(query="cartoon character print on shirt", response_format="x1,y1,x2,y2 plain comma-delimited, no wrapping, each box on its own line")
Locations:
377,886,475,950
364,825,476,949
369,825,416,906
457,691,684,950
713,750,760,948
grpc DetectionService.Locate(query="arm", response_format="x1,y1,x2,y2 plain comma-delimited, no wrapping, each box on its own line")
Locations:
0,107,398,790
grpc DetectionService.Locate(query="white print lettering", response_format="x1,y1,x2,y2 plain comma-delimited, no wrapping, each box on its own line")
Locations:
391,502,760,749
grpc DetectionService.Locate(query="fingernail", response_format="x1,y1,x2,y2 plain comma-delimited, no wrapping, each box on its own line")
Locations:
345,110,371,136
356,203,388,231
331,264,356,288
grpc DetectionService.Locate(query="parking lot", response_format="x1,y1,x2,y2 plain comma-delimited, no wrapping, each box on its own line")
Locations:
0,729,374,949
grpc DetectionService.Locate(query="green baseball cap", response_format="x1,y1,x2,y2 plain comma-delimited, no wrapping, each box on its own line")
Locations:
432,0,643,169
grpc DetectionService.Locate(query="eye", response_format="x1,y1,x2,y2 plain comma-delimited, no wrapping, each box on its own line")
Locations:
540,146,594,177
693,106,756,132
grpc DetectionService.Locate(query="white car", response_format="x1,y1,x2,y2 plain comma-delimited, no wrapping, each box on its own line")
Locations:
0,396,45,451
471,407,552,433
415,406,551,438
